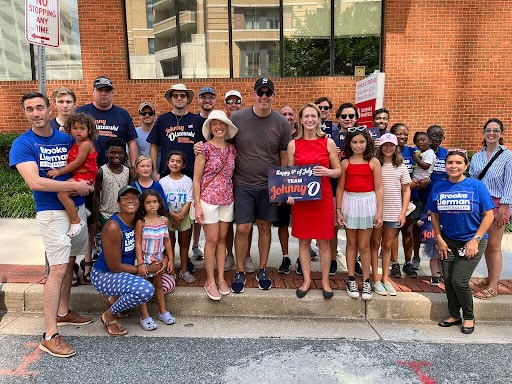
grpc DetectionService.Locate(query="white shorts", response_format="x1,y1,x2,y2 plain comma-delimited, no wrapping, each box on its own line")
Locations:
36,204,89,266
200,200,234,224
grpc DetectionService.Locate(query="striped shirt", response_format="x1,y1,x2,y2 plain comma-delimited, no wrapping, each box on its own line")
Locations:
469,145,512,205
381,163,412,221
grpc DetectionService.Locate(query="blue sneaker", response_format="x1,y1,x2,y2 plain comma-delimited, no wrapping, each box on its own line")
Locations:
231,271,246,293
256,268,272,290
187,257,195,274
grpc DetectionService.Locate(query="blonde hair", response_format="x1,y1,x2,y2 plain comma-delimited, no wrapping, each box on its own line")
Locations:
295,103,326,140
135,155,152,168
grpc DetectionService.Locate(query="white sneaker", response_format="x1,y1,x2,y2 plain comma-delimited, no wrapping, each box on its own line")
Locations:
361,281,373,301
244,257,256,273
372,281,388,296
224,255,234,272
346,279,359,298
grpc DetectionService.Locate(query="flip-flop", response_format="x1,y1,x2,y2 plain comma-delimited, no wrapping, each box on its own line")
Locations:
100,314,128,336
473,287,498,300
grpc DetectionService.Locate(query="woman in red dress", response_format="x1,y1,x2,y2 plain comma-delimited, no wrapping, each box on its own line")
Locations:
287,103,341,299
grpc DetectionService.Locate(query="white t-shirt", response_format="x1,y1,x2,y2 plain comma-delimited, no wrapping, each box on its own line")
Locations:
159,174,193,213
412,148,436,180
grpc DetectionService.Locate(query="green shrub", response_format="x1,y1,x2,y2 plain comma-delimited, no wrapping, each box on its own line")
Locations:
0,133,20,168
0,166,35,218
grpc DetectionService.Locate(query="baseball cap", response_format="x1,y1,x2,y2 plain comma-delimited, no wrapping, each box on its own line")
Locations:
117,186,141,200
254,77,274,92
379,133,398,146
199,86,216,96
224,90,242,101
93,77,114,89
138,101,156,113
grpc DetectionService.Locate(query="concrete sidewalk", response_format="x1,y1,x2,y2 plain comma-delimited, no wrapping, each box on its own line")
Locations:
1,218,512,321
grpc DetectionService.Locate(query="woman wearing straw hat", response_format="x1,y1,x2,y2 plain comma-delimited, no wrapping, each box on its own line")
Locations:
192,110,238,300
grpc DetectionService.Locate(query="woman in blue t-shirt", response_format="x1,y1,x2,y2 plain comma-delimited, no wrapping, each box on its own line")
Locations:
91,186,163,336
427,150,495,334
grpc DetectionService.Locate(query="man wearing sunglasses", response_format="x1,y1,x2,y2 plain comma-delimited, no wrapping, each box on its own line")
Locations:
77,77,138,168
135,101,157,158
224,90,243,118
229,78,291,293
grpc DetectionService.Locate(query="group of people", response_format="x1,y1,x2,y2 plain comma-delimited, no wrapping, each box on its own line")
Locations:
9,75,511,357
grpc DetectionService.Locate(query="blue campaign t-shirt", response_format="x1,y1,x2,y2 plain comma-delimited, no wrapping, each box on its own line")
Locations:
9,128,85,212
426,177,495,242
401,145,415,175
430,146,449,185
76,103,137,166
146,111,202,178
93,214,136,272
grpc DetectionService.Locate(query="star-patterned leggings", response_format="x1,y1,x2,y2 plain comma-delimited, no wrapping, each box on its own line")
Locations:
91,268,155,314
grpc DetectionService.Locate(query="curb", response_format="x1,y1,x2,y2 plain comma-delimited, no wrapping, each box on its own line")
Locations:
2,283,512,322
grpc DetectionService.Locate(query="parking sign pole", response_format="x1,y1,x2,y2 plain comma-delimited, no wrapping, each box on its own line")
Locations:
38,45,46,95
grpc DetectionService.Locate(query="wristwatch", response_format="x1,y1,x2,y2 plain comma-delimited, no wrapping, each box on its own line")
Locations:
473,235,482,242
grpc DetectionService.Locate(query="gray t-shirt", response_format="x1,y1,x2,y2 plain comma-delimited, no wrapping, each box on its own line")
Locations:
230,107,291,188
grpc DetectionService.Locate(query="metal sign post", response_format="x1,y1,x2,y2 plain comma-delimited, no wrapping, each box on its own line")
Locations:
38,45,47,95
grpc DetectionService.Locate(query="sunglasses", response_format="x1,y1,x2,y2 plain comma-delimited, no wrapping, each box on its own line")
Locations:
341,114,355,119
347,126,367,133
171,93,188,99
139,111,155,116
256,89,274,97
226,99,241,105
318,106,330,111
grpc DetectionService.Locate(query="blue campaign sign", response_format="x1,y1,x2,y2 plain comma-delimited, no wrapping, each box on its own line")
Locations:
268,165,322,202
321,121,333,138
366,126,381,141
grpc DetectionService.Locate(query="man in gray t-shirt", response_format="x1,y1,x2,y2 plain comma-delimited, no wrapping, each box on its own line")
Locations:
229,78,291,293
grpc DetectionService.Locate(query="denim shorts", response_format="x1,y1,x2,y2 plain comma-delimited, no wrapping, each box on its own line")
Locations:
383,221,400,229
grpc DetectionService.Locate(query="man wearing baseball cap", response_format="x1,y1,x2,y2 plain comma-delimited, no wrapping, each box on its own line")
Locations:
229,77,291,293
77,76,138,168
224,90,243,118
135,101,157,158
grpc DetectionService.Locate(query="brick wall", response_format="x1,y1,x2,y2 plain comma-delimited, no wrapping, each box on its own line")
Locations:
1,0,511,153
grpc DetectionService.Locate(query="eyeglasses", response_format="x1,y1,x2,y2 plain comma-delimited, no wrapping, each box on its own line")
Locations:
318,106,330,111
484,128,501,133
347,126,367,133
341,114,355,119
226,99,241,105
139,111,155,116
119,195,139,202
255,89,274,97
199,95,216,100
171,93,188,99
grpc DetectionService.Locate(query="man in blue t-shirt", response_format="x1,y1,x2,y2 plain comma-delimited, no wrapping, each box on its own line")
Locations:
147,83,202,179
76,77,138,167
9,92,94,358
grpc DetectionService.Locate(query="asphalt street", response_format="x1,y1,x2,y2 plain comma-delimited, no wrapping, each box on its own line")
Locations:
0,315,511,384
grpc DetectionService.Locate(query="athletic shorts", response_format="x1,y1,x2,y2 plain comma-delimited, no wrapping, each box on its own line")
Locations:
234,184,277,224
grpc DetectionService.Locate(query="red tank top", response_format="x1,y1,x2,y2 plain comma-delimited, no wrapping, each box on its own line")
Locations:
344,160,374,192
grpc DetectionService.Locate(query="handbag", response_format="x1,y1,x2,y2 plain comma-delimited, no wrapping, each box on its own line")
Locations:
478,148,504,180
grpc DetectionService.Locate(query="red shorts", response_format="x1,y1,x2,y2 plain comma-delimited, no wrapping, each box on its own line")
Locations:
492,197,510,224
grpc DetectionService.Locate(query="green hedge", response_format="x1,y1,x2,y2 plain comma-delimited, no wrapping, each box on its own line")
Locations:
0,166,35,218
0,133,20,168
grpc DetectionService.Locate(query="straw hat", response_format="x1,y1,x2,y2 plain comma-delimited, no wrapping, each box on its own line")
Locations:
202,110,238,140
164,83,194,104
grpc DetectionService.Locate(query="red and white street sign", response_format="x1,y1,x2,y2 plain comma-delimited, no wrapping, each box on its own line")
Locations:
25,0,60,47
354,71,385,127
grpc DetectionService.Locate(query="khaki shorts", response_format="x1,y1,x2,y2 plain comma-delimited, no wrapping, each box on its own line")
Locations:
168,212,192,232
199,200,234,224
36,204,89,266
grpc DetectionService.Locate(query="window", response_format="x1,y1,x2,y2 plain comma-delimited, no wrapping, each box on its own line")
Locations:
125,0,381,79
0,0,83,81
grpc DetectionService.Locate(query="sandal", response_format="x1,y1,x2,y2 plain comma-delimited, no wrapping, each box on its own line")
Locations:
158,311,176,325
80,260,94,285
100,314,128,336
71,263,80,287
473,287,498,300
67,219,85,238
140,316,159,331
471,277,490,289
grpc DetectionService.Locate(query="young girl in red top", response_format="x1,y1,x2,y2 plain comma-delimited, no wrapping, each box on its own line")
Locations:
336,127,383,300
47,112,98,237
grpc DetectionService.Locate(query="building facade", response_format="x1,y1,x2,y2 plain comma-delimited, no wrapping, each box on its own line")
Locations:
1,0,511,152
